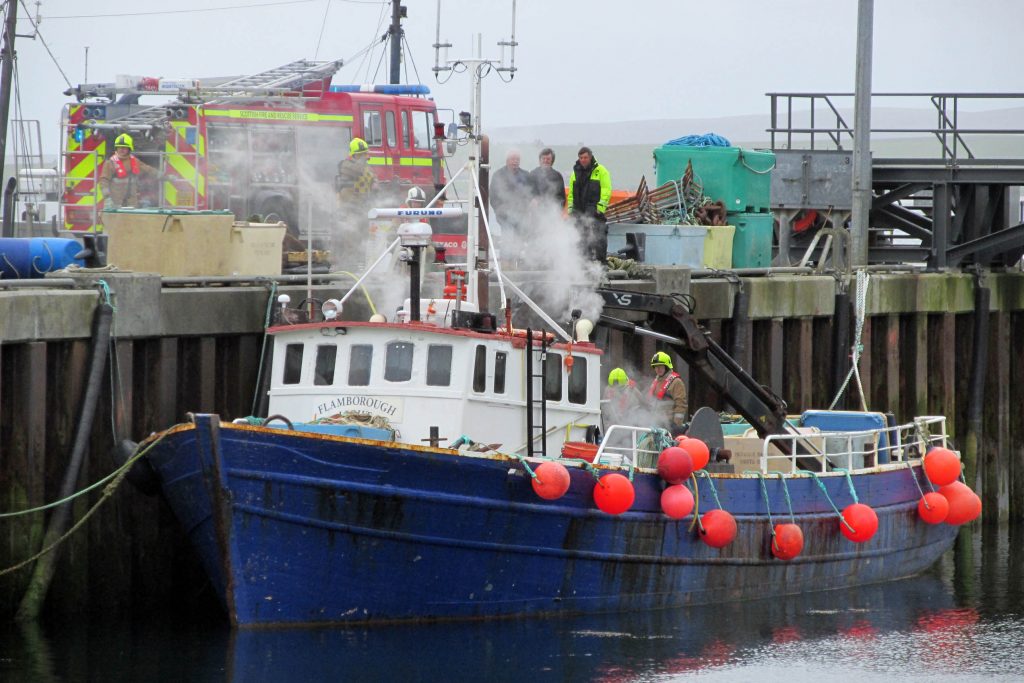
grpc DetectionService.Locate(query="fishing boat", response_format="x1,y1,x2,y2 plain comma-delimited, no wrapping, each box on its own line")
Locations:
141,205,973,628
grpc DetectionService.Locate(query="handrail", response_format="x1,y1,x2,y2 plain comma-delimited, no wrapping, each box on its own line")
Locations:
767,92,1024,163
759,415,949,474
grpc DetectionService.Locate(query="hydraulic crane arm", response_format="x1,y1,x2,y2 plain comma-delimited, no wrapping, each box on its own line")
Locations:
595,287,791,441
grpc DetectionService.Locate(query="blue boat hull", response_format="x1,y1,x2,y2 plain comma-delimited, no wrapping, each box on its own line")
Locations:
146,415,959,627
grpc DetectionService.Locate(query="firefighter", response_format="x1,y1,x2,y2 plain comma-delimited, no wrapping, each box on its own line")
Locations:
99,133,158,208
602,367,642,435
648,351,688,435
335,137,377,266
567,146,612,265
336,137,376,203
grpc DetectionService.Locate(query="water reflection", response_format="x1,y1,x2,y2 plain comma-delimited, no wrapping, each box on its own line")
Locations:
2,525,1023,682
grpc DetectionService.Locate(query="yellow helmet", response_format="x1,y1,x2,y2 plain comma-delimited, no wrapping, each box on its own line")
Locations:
349,137,369,156
608,367,629,387
650,351,673,370
114,133,134,151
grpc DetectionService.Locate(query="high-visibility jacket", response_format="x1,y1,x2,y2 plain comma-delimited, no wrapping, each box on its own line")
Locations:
567,160,611,217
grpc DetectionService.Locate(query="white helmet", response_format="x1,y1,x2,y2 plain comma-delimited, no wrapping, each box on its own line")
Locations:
406,186,427,203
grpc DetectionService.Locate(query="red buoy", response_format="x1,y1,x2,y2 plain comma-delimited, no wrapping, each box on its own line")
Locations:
593,473,635,515
940,481,982,525
923,447,962,487
657,446,694,484
674,435,689,445
699,509,737,548
680,438,710,471
531,461,571,500
917,491,950,524
771,523,804,560
660,484,695,519
840,503,878,542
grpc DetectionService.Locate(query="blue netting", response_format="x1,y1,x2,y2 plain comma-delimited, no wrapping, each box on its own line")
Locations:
663,133,732,148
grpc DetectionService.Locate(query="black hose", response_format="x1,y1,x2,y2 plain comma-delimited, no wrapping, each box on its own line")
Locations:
2,177,16,238
16,301,114,621
831,290,851,409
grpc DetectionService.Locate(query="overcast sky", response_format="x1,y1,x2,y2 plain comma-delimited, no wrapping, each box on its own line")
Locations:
12,0,1024,154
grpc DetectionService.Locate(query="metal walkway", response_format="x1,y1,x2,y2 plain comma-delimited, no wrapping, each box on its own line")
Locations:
768,93,1024,268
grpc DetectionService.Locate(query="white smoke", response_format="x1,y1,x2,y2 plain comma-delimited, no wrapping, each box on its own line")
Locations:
492,197,606,330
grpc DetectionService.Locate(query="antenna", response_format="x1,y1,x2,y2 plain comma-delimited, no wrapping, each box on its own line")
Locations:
431,1,518,307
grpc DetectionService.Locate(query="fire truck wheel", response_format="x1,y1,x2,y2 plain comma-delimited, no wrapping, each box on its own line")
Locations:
259,198,297,236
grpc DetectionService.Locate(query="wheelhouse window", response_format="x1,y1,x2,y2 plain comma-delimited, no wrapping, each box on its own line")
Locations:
543,353,562,401
494,351,507,394
283,343,304,384
348,344,372,386
427,344,453,386
473,345,487,393
568,356,587,404
314,345,337,386
385,341,414,382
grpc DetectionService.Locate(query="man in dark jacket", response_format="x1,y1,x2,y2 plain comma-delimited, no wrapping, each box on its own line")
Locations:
528,148,566,209
567,146,612,264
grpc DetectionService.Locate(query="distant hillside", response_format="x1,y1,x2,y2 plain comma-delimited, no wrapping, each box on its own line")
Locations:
488,106,1024,149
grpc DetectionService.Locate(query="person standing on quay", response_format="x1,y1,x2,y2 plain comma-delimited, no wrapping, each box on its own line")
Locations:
528,147,566,210
567,146,611,264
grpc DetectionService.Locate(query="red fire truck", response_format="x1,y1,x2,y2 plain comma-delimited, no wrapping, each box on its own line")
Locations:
61,59,446,236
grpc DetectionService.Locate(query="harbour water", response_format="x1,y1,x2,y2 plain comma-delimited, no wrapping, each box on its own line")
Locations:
2,524,1022,682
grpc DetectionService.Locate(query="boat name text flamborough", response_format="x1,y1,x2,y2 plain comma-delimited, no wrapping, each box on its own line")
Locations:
312,396,404,421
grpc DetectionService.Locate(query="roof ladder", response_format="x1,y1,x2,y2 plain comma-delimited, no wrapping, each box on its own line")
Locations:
197,59,344,98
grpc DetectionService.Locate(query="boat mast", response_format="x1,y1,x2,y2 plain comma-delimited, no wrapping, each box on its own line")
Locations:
433,1,517,308
388,0,405,85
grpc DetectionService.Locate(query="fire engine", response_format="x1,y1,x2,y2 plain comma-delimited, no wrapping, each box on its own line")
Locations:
61,59,446,236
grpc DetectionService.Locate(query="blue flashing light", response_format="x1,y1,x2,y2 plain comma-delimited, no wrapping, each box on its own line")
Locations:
329,84,431,95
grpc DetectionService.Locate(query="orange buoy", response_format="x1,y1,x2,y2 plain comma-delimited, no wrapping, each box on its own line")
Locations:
531,461,571,500
593,473,635,515
657,446,694,484
699,509,737,548
771,523,804,561
675,435,689,445
923,447,962,487
660,484,695,519
917,491,950,524
939,481,982,525
840,503,878,542
679,437,710,471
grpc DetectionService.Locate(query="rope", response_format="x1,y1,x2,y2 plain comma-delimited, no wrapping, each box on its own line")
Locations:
695,470,723,509
0,431,168,519
836,469,860,504
687,472,703,534
776,472,796,524
829,270,870,410
756,473,776,530
807,471,856,533
507,452,537,479
31,241,55,275
0,431,169,577
664,133,732,147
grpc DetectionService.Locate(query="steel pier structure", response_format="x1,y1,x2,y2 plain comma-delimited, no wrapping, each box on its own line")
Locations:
768,93,1024,269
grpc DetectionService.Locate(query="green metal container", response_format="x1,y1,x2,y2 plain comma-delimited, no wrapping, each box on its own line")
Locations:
654,146,775,212
730,212,775,268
